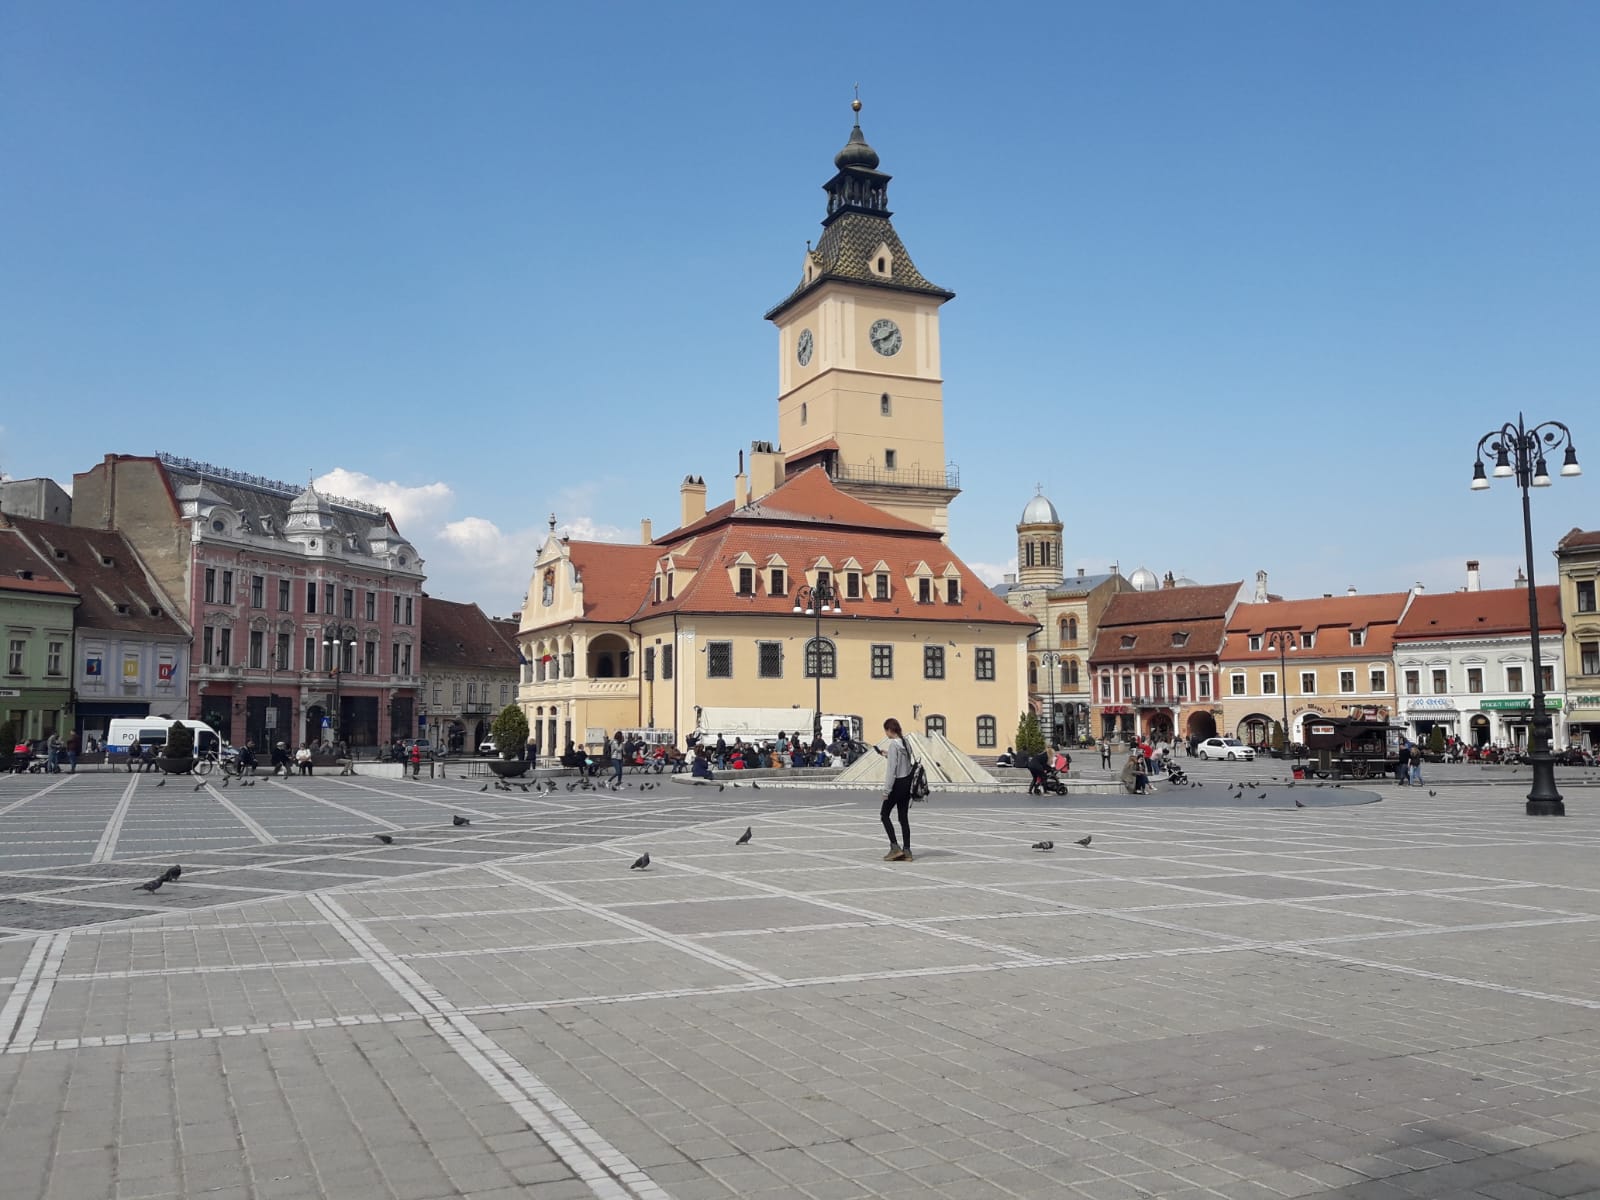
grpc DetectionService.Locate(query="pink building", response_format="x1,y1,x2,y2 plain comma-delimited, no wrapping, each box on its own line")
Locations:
72,454,426,751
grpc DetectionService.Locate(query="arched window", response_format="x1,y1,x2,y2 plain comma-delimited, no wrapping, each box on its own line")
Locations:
1121,672,1134,701
1066,616,1078,643
804,637,836,679
1066,659,1080,685
1028,661,1038,687
976,715,997,748
924,714,947,738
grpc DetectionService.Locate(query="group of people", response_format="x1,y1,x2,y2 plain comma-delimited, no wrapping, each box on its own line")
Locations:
10,730,82,774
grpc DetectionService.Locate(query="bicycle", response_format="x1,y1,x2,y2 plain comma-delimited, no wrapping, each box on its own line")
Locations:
193,752,241,778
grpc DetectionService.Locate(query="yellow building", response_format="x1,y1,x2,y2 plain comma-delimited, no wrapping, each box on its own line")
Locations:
1219,593,1413,747
515,103,1036,755
996,491,1126,746
1556,528,1600,747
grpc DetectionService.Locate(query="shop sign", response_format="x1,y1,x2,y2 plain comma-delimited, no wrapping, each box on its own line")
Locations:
1407,697,1457,711
1101,706,1130,714
0,688,18,698
1569,694,1600,708
1480,697,1563,710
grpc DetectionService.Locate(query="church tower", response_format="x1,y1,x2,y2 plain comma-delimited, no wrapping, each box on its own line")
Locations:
1016,489,1064,588
765,100,958,533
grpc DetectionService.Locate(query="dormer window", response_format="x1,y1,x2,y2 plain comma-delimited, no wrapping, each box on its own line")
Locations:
846,572,861,599
114,602,129,615
1350,629,1366,647
770,567,786,597
52,548,67,560
653,576,662,604
100,554,114,567
260,516,274,533
738,567,755,596
1171,631,1189,647
211,519,225,532
946,578,960,604
1248,634,1262,651
875,572,889,600
1301,632,1315,649
1120,635,1137,650
918,578,932,604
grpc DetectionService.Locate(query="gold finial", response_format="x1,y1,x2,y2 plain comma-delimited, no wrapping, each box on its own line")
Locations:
852,83,861,114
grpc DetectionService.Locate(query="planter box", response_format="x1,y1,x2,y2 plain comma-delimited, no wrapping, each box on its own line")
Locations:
158,757,195,775
488,760,530,779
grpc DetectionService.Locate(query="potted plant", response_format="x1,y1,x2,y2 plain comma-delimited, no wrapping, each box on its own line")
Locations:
159,720,195,774
487,704,530,779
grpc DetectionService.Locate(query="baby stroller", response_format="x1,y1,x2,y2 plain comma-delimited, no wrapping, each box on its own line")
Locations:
1029,764,1069,796
1163,761,1189,786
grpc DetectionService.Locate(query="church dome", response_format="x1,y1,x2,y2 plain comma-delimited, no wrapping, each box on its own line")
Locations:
1129,566,1160,592
1173,575,1200,588
1019,493,1060,525
835,121,881,170
286,481,334,534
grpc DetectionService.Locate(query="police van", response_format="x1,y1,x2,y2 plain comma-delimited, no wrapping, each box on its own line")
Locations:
105,718,224,764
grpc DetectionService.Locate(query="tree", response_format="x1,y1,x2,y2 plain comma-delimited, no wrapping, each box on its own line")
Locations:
491,704,529,760
1270,720,1285,755
1014,710,1046,756
1427,725,1446,756
165,720,194,760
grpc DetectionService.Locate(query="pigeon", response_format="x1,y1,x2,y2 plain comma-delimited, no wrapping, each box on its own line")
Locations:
518,783,529,792
452,815,470,826
136,877,164,893
479,785,488,792
194,783,205,792
717,784,725,793
1294,798,1305,808
1074,835,1092,847
630,852,650,870
1429,789,1438,797
161,865,182,883
155,778,165,788
736,826,752,845
1257,793,1266,799
375,834,394,844
731,782,742,788
1032,840,1055,851
220,778,229,788
752,782,760,790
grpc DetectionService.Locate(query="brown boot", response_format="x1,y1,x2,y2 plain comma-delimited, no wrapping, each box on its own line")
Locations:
883,847,902,860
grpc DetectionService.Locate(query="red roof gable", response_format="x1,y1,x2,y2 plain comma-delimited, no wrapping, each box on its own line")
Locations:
1223,593,1412,661
655,466,928,543
567,541,660,624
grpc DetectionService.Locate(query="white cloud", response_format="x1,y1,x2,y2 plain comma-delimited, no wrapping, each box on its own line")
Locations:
967,558,1017,586
314,468,455,530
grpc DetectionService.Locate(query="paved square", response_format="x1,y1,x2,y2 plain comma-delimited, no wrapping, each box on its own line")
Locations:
3,763,1600,1198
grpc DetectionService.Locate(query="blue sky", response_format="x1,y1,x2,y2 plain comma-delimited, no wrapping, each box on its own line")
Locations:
4,2,1597,614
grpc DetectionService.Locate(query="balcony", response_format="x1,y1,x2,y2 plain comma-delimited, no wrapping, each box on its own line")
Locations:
831,461,960,491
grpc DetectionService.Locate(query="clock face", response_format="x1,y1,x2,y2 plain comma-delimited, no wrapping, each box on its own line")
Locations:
869,318,902,357
796,328,814,367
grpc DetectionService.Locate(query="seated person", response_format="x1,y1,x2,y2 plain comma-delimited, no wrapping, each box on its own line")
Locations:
997,746,1016,768
690,749,714,779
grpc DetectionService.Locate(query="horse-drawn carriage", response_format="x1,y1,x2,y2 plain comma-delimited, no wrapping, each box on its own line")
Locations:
1303,718,1403,780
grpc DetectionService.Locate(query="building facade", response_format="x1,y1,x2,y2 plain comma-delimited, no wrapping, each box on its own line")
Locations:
1,513,191,744
1555,529,1600,748
0,518,79,742
420,597,521,753
1220,592,1412,746
1393,578,1563,749
72,454,426,750
515,105,1036,756
995,491,1125,746
1089,582,1247,743
518,468,1033,755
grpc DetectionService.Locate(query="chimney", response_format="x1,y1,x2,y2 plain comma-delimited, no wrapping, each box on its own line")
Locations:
1163,571,1176,589
734,450,749,509
1466,560,1481,591
1413,581,1425,594
1347,585,1358,596
679,475,706,527
1254,570,1268,603
640,518,652,545
1076,567,1086,579
748,441,786,502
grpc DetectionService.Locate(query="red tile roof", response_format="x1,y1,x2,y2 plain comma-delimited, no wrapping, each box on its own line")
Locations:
1223,593,1412,661
1090,618,1229,666
0,528,79,598
541,468,1032,630
1,516,178,631
1558,527,1600,551
1097,583,1242,628
422,597,522,670
1394,586,1561,640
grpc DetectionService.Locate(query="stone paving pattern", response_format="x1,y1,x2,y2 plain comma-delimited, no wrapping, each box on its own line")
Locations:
1,762,1599,1198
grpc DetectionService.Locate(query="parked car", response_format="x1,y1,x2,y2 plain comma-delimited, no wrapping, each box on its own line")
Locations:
1197,736,1256,762
478,738,498,756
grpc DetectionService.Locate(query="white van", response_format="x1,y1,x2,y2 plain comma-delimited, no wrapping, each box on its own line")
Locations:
106,718,223,763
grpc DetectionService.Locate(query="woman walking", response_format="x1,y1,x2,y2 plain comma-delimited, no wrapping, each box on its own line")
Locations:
874,717,916,862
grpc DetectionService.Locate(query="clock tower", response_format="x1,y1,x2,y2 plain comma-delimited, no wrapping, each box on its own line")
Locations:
765,100,959,534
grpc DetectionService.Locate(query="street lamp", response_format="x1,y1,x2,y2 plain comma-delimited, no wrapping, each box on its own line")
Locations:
1264,630,1296,760
1472,414,1581,816
1039,650,1062,748
322,624,356,743
793,580,842,744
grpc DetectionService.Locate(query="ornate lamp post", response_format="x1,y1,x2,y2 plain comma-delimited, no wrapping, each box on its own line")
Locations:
322,623,357,743
793,580,841,744
1472,414,1581,816
1264,630,1296,759
1039,650,1062,748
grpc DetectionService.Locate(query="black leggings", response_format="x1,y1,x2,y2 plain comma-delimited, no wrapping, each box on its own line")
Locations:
880,774,913,849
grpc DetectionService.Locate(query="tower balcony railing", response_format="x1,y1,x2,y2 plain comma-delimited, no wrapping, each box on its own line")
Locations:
830,461,960,490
